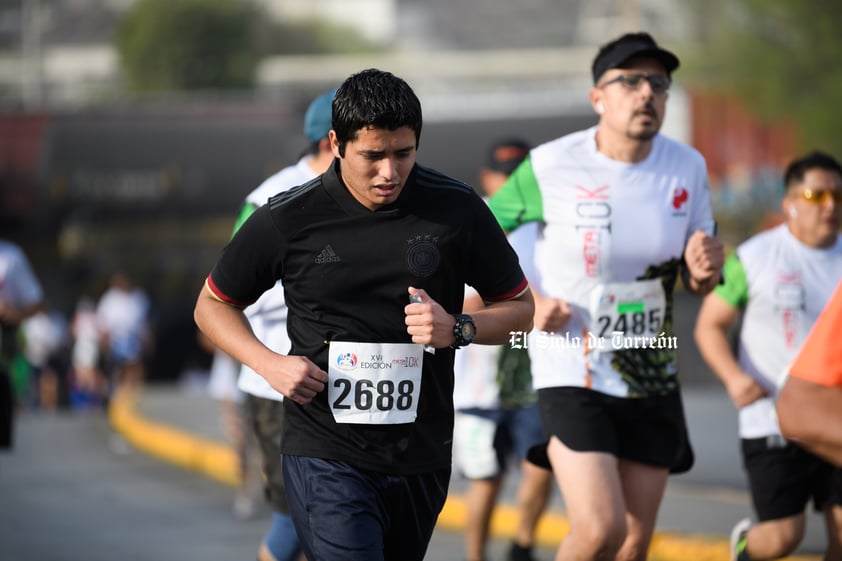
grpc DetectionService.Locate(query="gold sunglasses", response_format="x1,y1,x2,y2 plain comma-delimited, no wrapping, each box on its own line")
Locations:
800,188,842,204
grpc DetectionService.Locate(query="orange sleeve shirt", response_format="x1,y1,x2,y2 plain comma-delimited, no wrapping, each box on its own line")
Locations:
789,280,842,387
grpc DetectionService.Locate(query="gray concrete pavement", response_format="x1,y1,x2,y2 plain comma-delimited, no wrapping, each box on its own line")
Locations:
0,370,829,561
0,412,267,561
0,410,553,561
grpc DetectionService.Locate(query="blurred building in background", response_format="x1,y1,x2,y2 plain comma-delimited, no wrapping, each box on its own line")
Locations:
0,0,695,109
0,0,795,381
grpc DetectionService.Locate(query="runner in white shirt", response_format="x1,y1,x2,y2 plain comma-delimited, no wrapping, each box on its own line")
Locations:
489,32,724,561
694,151,842,561
452,139,552,561
232,89,336,561
0,240,44,448
95,271,151,394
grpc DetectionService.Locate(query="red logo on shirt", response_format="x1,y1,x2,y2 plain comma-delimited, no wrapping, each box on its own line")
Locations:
576,184,610,200
576,184,612,278
672,187,689,210
583,230,601,278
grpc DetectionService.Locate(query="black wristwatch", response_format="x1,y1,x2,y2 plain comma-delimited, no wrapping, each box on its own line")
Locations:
451,314,476,348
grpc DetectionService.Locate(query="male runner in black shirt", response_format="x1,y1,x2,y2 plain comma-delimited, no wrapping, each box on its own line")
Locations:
195,68,534,561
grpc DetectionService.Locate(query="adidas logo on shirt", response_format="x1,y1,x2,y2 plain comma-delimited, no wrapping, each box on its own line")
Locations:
315,245,341,264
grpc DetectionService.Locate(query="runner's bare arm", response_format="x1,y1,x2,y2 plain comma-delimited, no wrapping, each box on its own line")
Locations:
682,230,724,295
778,376,842,466
405,286,533,348
194,282,327,404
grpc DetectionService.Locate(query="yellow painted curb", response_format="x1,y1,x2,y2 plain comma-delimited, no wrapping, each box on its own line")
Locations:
108,388,239,487
109,388,820,561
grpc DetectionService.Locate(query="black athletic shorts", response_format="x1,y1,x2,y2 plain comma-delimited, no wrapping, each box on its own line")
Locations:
534,386,691,470
742,436,842,521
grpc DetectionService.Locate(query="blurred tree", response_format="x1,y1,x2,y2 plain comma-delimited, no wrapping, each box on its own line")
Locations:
684,0,842,156
115,0,259,91
255,18,383,56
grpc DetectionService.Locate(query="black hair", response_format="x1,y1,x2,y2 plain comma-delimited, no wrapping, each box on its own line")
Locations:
784,151,842,192
332,68,422,157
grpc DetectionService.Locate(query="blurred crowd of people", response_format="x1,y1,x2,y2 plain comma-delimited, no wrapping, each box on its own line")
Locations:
4,267,153,416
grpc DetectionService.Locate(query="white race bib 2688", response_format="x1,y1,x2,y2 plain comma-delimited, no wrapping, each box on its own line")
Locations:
328,341,424,424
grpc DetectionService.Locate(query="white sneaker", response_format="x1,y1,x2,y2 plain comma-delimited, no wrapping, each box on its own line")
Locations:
730,517,752,561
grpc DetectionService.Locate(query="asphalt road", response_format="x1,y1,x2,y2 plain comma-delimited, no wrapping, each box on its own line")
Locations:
0,411,554,561
0,385,828,561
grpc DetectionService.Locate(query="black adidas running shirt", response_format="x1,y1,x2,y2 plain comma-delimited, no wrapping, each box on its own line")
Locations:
208,160,527,474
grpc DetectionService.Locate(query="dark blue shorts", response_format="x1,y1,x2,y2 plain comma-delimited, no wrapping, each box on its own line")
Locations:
454,404,545,479
283,455,450,561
